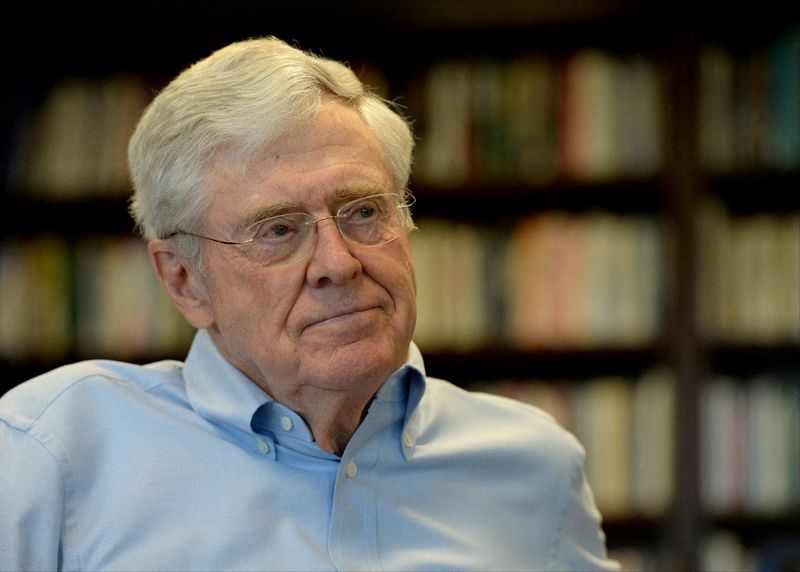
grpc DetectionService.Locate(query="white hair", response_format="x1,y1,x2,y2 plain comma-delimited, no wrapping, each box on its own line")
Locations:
127,36,415,263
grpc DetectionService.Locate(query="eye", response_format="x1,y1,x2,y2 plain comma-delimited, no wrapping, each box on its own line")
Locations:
342,197,386,223
251,215,303,240
356,205,377,219
268,223,291,237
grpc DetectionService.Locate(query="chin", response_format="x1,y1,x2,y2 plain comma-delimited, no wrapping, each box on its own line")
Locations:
316,337,405,389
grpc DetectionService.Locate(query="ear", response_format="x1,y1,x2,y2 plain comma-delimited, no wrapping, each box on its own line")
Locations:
148,239,215,329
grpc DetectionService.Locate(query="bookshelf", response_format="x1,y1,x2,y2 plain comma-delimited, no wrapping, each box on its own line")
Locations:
2,2,798,570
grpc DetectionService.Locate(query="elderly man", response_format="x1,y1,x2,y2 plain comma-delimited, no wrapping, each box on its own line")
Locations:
0,37,619,571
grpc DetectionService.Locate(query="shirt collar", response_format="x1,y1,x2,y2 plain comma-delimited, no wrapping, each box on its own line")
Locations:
183,329,271,437
373,341,427,431
396,343,428,460
184,329,429,443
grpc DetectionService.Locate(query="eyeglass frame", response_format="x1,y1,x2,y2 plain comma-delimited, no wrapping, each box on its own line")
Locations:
160,191,416,266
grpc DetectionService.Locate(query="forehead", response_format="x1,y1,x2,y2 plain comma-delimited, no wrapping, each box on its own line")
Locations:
204,102,393,227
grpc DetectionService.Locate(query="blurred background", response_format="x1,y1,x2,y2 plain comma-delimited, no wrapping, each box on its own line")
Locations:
1,2,798,570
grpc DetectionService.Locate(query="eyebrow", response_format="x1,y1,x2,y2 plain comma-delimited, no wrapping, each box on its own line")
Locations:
333,184,388,202
239,184,389,229
240,201,301,229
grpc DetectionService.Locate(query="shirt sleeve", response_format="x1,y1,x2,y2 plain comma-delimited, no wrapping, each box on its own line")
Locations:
0,422,65,571
552,449,621,572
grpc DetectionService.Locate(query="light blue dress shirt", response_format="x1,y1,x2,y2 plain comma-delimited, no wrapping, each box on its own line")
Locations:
1,329,619,571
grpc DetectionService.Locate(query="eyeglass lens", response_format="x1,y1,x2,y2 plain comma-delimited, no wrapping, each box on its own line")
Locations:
243,194,404,266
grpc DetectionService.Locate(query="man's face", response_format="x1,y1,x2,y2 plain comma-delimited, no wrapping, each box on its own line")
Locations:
191,101,417,403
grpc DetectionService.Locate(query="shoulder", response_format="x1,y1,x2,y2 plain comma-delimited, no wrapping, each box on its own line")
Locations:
0,359,186,433
419,377,584,465
424,377,571,430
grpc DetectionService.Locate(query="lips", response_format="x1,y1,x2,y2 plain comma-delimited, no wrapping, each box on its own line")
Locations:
301,305,382,332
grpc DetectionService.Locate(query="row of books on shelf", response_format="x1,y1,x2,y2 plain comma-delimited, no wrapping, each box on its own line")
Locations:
1,204,796,362
473,370,800,521
698,27,800,174
697,201,800,345
3,29,797,202
409,49,664,186
411,207,799,352
701,374,800,517
3,74,152,197
412,211,665,351
409,28,799,188
0,234,194,364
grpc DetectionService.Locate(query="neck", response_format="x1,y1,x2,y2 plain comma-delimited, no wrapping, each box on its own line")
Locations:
206,330,387,455
289,387,376,455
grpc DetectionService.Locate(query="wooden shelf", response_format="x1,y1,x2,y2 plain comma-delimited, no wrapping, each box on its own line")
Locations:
706,171,800,213
1,196,136,237
707,344,800,378
411,177,665,220
422,346,663,383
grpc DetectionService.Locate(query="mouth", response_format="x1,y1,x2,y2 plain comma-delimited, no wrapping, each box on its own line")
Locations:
303,306,382,332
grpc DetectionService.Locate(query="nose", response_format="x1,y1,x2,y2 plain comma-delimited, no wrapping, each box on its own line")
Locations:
305,217,362,287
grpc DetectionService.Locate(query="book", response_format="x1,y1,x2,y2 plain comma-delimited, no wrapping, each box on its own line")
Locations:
630,367,676,517
415,60,474,187
559,49,618,181
765,27,800,170
701,376,747,514
746,375,794,514
574,376,632,517
698,46,737,173
503,55,559,184
0,236,71,361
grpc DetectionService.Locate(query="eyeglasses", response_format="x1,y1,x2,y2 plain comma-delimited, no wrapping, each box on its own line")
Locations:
163,192,414,267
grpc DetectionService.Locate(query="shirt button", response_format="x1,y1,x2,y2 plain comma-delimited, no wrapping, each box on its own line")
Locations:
257,439,271,454
346,460,358,479
280,416,294,431
402,433,414,448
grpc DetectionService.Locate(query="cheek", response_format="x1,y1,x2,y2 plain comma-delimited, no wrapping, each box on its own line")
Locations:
396,239,418,298
392,260,418,350
205,262,304,335
408,251,418,296
372,243,417,316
